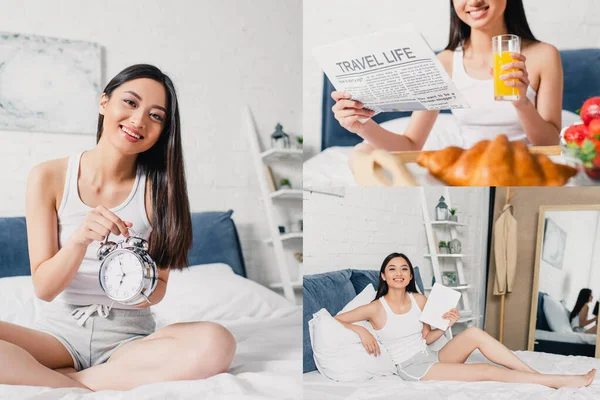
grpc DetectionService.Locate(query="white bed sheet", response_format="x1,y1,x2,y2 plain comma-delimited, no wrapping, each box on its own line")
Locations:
0,265,302,400
536,329,597,345
304,350,600,399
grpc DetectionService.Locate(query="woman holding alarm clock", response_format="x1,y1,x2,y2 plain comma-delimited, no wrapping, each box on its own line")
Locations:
333,0,564,156
0,64,236,391
334,253,595,388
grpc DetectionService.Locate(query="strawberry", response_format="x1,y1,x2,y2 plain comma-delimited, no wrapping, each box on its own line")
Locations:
588,118,600,139
563,124,589,146
581,97,600,126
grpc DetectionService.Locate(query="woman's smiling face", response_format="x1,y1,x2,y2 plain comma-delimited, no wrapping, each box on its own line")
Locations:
99,78,167,155
452,0,506,29
382,257,412,289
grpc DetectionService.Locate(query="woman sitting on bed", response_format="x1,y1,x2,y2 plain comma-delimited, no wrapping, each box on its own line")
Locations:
335,253,595,388
0,65,236,391
331,0,562,154
570,288,598,334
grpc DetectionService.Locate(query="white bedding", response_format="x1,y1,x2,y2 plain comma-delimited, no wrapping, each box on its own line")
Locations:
0,264,302,400
536,329,597,345
304,350,600,399
305,111,588,189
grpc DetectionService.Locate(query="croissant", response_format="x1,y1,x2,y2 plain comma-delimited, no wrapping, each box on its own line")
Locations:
416,135,577,186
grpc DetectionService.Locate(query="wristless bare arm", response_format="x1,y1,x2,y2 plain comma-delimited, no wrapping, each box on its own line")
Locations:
26,162,131,302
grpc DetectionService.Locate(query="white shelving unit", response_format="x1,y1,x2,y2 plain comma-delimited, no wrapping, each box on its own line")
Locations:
243,106,302,303
420,188,480,336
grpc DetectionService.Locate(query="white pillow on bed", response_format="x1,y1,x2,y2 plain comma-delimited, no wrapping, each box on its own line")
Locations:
0,264,291,328
543,294,573,333
152,263,291,324
309,284,396,381
309,308,396,382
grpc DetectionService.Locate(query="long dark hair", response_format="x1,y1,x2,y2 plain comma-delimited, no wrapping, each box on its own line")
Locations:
570,288,593,322
97,64,192,270
374,253,418,301
445,0,538,51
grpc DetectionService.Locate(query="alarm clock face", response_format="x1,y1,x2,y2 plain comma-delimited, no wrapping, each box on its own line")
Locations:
100,250,144,301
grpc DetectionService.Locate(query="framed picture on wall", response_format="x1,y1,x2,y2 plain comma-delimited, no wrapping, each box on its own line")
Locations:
542,218,567,269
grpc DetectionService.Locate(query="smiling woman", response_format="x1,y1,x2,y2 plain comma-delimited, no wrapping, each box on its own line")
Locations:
0,64,236,392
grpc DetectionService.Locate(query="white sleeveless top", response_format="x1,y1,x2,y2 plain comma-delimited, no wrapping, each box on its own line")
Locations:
450,47,537,148
374,293,427,365
55,152,152,309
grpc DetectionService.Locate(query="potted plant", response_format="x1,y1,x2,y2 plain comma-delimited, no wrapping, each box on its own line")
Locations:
296,136,303,150
438,241,449,254
279,178,292,190
449,208,458,222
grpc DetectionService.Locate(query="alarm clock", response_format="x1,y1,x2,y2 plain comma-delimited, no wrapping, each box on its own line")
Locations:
96,229,158,306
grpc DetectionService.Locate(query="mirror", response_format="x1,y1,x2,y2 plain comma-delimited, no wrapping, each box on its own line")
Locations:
528,205,600,358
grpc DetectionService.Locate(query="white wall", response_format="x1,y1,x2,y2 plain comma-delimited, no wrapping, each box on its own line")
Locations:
0,0,302,287
303,0,600,158
539,211,600,311
303,187,490,326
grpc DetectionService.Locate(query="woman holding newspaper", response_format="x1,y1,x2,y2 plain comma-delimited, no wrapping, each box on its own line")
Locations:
332,0,563,152
334,253,595,388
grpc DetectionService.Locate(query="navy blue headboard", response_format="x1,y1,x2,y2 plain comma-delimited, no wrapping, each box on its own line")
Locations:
0,210,247,279
321,48,600,150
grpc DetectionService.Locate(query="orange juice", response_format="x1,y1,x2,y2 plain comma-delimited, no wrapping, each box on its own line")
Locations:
493,51,520,100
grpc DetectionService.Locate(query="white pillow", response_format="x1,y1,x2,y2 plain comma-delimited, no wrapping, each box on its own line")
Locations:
543,294,573,333
309,308,396,382
152,263,292,326
0,275,41,328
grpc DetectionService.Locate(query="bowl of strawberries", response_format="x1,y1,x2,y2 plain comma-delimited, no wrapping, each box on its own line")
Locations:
561,97,600,181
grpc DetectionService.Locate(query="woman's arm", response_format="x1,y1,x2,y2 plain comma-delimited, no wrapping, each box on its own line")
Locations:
335,302,381,356
579,304,598,327
506,44,563,145
26,161,132,302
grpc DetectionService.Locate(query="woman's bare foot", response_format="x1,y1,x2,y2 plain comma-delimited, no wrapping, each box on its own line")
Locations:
560,369,596,388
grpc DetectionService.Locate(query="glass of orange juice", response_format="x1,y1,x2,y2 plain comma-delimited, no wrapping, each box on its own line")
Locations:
492,34,521,101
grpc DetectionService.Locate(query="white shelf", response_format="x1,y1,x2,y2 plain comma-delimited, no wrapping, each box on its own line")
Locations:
456,316,478,324
260,148,303,163
426,221,466,227
268,189,302,200
270,281,302,290
264,232,303,244
424,254,466,258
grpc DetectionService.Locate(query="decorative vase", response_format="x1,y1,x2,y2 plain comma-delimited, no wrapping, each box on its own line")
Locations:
449,238,462,254
438,247,449,254
449,214,458,222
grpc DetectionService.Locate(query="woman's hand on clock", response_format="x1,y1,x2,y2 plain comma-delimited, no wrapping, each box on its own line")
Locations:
71,206,133,247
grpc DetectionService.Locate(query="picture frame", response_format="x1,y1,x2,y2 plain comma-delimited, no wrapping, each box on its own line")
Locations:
442,271,457,286
541,217,567,269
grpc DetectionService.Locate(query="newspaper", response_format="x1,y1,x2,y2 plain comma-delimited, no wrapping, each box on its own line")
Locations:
313,27,470,113
419,283,461,331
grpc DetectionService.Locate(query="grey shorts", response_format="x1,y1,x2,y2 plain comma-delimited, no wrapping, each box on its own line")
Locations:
395,349,439,381
36,301,156,371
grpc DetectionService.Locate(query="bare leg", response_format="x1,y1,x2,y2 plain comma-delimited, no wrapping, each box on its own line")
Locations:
439,326,537,373
0,340,88,389
423,363,595,389
0,321,87,389
67,322,236,391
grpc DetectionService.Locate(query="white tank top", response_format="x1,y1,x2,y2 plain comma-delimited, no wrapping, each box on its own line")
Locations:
374,293,427,365
54,152,152,309
450,47,537,148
